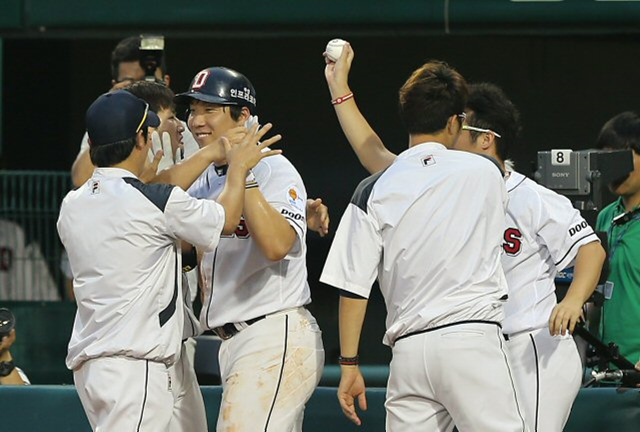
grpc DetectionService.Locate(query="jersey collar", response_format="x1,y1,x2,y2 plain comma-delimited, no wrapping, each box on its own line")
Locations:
214,164,228,177
399,141,447,159
93,167,138,179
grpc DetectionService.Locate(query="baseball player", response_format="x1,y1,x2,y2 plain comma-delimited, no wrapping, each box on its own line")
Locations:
321,60,527,432
57,90,281,431
71,35,200,188
324,44,605,431
175,66,325,432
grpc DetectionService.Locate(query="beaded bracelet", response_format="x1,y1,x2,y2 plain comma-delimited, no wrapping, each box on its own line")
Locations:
338,355,359,366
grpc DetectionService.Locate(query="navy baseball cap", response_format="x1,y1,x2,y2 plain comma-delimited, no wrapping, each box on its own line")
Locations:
86,90,160,147
0,308,15,335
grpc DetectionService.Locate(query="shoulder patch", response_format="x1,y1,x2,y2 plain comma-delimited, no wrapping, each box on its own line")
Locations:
123,178,175,212
350,169,387,213
286,184,305,212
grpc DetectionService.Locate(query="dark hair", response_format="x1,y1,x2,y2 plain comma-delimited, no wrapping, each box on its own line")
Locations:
596,111,640,154
226,105,243,122
110,36,166,81
466,83,522,161
398,61,468,135
125,81,175,113
89,128,149,167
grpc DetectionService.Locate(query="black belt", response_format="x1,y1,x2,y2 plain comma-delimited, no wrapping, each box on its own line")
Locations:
395,320,502,343
212,315,266,340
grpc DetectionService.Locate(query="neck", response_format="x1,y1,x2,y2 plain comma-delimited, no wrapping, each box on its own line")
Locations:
409,131,452,149
622,190,640,211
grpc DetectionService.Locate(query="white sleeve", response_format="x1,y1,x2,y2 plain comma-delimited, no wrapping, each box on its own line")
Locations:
164,187,226,252
320,203,382,299
254,158,307,252
78,132,90,156
535,187,599,270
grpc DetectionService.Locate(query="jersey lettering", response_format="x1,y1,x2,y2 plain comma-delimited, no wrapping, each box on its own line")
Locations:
191,70,211,90
503,228,522,256
281,208,305,221
0,247,12,271
568,221,588,237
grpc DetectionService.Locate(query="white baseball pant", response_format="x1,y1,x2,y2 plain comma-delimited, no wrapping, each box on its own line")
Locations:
169,338,208,432
216,307,324,432
386,322,529,432
74,356,173,431
505,327,582,432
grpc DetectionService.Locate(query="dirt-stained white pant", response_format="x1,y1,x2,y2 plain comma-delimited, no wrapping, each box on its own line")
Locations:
386,322,529,432
74,356,173,432
505,327,582,432
216,307,325,432
169,338,208,432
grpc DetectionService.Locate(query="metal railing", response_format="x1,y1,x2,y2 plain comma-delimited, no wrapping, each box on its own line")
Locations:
0,171,73,300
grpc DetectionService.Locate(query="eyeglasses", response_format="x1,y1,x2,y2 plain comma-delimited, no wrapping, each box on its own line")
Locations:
136,102,150,133
461,124,502,138
457,113,467,122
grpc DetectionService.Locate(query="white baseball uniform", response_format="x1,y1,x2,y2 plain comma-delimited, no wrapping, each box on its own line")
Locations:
501,170,599,432
58,167,225,431
188,154,324,432
321,142,528,432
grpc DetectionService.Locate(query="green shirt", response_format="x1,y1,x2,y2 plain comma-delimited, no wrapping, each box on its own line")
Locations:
596,198,640,364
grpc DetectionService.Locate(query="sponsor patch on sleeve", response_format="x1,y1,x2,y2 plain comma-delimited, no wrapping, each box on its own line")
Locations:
286,185,305,212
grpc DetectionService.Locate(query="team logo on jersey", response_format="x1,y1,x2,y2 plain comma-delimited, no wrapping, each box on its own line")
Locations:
421,155,436,167
221,216,250,239
90,181,100,195
568,221,589,237
503,227,523,256
281,208,305,221
286,185,305,211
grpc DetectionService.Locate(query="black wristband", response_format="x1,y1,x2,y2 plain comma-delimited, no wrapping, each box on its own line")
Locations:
338,355,359,366
0,360,15,377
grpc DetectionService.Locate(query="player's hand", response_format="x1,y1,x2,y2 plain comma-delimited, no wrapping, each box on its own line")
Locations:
139,146,163,183
338,365,367,426
324,42,354,96
549,298,584,336
150,131,182,172
306,198,330,237
224,123,282,172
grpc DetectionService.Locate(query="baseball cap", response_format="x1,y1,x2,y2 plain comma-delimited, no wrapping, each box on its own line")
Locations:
86,90,160,147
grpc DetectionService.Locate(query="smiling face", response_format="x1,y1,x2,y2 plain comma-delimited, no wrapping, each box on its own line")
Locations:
187,100,245,146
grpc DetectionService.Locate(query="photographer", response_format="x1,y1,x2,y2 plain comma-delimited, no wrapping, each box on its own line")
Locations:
595,112,640,366
0,308,29,385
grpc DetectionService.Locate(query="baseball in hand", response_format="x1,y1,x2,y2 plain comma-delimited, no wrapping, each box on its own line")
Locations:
325,38,348,62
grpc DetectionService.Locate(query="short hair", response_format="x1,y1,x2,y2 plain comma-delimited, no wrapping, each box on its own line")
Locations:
596,111,640,154
110,36,167,81
89,129,149,167
398,61,468,135
466,83,522,161
125,81,175,113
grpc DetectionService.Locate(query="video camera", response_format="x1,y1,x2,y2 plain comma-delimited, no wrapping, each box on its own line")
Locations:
139,35,165,83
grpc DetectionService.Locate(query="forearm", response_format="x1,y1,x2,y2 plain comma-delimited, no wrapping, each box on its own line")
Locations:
216,166,247,234
339,296,368,358
564,241,606,305
328,86,395,174
243,189,296,261
71,149,94,187
151,147,214,189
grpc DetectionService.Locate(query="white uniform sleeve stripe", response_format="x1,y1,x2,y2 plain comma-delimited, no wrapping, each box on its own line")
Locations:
319,275,372,299
554,232,599,267
283,216,305,237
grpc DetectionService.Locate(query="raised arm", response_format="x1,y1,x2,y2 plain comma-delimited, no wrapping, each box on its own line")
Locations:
324,43,396,174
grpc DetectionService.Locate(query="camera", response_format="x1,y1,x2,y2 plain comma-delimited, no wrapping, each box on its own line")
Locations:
0,308,16,340
139,35,165,83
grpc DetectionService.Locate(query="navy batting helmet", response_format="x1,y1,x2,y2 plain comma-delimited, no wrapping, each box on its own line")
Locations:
175,67,257,119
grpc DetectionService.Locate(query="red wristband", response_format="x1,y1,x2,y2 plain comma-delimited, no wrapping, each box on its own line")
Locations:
331,92,354,105
338,355,359,366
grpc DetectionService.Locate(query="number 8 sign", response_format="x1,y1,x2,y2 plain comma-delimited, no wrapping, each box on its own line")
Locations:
551,149,572,166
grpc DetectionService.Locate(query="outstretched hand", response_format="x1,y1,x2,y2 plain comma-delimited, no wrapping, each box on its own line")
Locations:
549,298,584,336
337,366,367,426
224,123,282,172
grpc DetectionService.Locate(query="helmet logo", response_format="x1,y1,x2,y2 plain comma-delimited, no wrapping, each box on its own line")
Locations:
230,87,256,106
191,70,211,90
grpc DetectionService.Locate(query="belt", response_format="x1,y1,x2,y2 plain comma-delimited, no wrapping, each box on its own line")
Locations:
212,315,266,340
395,320,502,343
